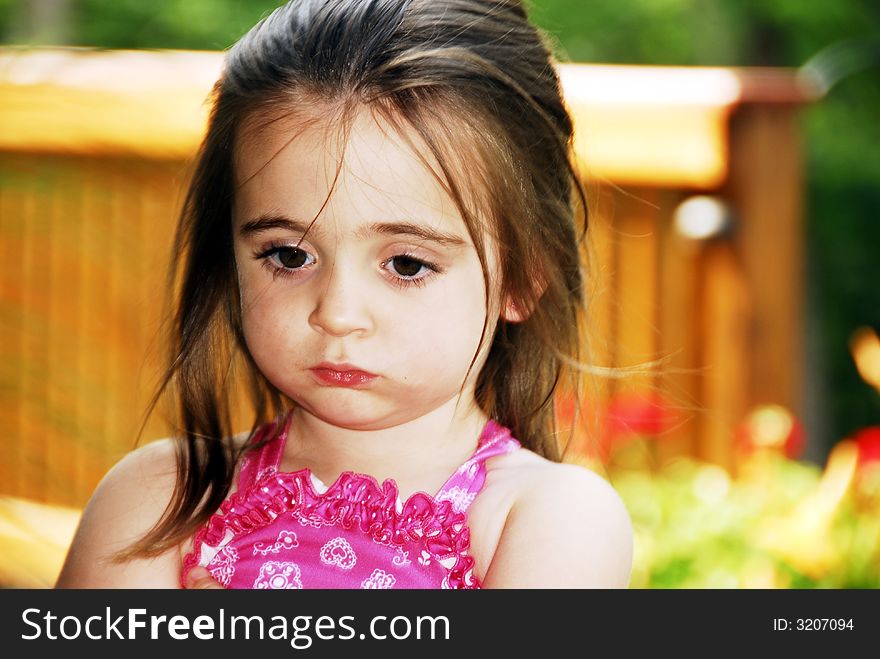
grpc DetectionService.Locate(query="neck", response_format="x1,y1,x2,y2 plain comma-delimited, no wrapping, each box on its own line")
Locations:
283,395,490,492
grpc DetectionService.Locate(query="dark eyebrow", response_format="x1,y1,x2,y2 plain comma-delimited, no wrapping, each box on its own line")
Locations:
239,214,467,247
239,214,317,238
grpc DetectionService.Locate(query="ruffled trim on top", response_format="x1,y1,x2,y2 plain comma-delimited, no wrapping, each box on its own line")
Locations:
180,468,480,589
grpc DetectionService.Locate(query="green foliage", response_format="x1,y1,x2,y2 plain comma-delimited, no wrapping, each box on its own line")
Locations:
529,0,877,67
65,0,283,50
614,446,880,588
1,0,284,49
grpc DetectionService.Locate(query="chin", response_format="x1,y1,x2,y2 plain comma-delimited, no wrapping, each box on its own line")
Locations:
292,395,407,431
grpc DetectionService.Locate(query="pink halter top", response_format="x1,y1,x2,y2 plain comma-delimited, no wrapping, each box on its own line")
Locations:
180,413,521,589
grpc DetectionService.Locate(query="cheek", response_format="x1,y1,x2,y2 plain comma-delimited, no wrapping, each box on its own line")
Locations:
238,282,306,363
403,272,489,360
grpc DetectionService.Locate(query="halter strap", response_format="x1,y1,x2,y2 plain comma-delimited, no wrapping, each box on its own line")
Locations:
236,412,292,492
433,419,521,513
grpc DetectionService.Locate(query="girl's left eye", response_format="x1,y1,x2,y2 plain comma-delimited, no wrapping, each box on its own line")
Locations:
382,254,441,288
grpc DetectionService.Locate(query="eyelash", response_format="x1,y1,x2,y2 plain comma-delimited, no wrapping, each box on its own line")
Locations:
252,242,443,289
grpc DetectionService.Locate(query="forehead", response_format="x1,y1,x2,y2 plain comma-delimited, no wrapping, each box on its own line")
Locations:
233,105,468,232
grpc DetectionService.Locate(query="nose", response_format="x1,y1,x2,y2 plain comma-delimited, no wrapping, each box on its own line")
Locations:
308,259,374,337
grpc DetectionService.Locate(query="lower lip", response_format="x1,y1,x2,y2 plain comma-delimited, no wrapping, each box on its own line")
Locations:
310,368,378,388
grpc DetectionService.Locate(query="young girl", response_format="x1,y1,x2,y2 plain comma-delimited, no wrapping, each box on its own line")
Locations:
56,0,632,589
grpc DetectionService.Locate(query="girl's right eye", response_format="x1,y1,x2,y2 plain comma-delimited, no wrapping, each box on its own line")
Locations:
254,245,316,277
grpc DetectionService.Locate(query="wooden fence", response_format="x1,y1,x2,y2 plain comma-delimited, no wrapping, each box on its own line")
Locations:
0,48,814,512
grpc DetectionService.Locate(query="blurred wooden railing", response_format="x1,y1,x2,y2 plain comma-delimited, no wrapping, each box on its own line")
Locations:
0,48,813,585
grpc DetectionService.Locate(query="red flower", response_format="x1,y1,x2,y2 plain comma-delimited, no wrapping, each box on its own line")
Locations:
603,391,678,447
854,426,880,467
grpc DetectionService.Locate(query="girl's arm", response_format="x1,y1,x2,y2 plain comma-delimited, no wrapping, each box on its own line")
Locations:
480,464,633,588
55,439,184,588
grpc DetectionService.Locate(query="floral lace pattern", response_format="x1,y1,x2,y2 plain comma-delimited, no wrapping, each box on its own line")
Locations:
253,561,303,589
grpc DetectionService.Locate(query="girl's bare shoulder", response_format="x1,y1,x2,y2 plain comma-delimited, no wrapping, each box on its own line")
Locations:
478,448,634,588
55,437,186,588
480,446,609,497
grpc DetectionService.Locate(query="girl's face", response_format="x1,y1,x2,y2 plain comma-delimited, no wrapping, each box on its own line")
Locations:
232,108,503,430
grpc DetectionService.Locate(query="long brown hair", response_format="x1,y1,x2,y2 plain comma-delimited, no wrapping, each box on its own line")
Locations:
120,0,590,560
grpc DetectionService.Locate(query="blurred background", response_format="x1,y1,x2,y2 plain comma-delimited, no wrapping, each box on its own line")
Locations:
0,0,878,588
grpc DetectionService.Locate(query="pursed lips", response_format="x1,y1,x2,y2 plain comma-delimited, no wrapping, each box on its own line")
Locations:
309,362,378,387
